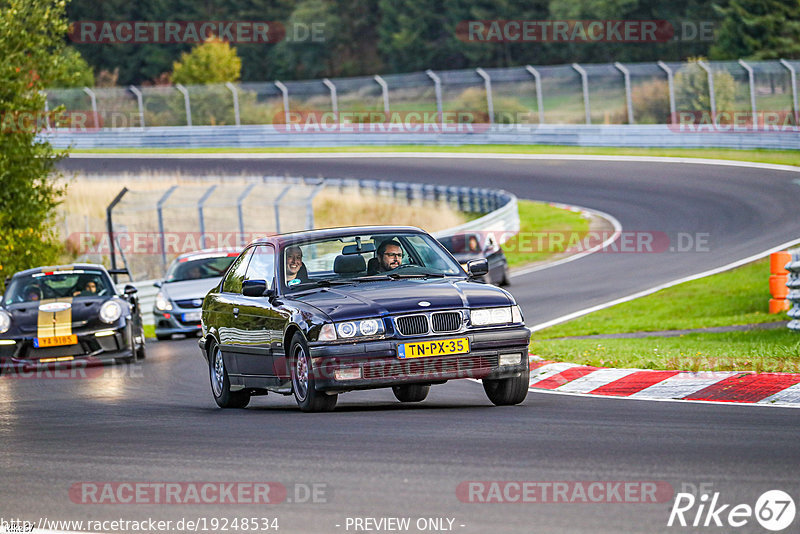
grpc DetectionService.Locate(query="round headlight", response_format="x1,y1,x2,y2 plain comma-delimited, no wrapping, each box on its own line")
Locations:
155,291,172,311
0,310,11,334
359,319,380,336
99,300,122,324
337,322,357,338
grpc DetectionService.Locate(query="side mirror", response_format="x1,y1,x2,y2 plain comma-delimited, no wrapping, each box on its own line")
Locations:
124,284,138,295
153,281,162,288
467,258,489,278
242,279,273,297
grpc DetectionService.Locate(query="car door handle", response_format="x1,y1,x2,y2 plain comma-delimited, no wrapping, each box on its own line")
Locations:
233,307,239,317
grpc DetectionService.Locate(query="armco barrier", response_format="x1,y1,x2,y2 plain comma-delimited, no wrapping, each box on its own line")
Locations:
787,249,800,332
41,124,800,150
116,176,519,326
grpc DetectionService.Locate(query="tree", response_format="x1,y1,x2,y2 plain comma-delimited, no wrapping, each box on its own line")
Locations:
711,0,800,60
172,36,242,85
0,0,73,288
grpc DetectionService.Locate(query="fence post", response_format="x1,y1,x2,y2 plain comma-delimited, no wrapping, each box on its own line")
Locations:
426,69,444,128
274,185,291,233
572,63,591,125
274,81,290,125
197,185,217,249
83,87,100,129
697,60,716,121
614,62,634,124
475,68,494,126
374,75,390,114
106,187,128,282
306,182,325,230
225,82,241,126
175,84,192,127
657,61,676,124
237,183,256,245
157,186,178,271
525,65,545,124
738,60,757,121
128,85,145,128
779,59,799,126
323,78,338,123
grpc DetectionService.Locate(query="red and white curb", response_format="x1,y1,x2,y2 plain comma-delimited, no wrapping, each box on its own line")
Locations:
528,357,800,407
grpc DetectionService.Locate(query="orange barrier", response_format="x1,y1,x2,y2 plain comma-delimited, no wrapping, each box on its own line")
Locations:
771,251,791,275
770,298,791,314
769,251,791,313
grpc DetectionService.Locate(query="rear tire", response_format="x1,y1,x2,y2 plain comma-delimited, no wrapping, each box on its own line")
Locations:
483,367,529,406
290,332,337,412
209,344,250,408
392,384,430,402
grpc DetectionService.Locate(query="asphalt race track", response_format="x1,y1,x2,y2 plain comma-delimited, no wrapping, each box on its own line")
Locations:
0,155,797,534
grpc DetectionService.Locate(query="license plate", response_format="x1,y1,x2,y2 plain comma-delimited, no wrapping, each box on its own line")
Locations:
182,312,202,322
35,335,78,348
398,337,469,359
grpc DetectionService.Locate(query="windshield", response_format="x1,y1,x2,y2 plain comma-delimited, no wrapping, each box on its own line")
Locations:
165,254,237,283
439,234,483,254
3,270,112,304
281,232,463,290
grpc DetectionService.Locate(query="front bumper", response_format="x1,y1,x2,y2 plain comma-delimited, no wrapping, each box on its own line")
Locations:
307,325,531,391
0,323,134,373
154,307,202,337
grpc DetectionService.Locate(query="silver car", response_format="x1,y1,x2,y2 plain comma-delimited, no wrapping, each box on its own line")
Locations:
153,249,239,340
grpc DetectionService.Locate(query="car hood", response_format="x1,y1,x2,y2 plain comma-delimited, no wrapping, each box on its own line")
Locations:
3,297,126,335
162,278,222,301
289,278,513,321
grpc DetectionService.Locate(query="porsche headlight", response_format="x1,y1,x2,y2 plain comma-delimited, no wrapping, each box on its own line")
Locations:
99,300,122,324
155,291,172,311
336,319,384,339
471,306,513,326
0,310,11,334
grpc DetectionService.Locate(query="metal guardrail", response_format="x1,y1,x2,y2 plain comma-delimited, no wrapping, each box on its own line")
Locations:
115,176,519,325
787,249,800,332
43,124,800,150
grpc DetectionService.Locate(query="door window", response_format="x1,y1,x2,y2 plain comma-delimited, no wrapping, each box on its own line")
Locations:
245,246,276,289
222,248,254,293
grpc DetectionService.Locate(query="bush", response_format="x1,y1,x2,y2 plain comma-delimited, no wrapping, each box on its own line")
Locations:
631,79,671,124
674,57,736,118
0,228,63,292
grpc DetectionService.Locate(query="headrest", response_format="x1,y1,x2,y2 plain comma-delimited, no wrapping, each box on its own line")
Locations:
334,254,366,274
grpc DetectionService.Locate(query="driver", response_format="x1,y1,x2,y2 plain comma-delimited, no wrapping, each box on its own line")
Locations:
73,280,98,297
285,245,307,285
376,240,403,272
23,284,41,302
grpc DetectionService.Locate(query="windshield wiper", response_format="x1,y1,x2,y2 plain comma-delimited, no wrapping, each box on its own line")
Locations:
387,272,446,279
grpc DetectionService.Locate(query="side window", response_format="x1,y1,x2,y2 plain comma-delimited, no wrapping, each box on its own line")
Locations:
222,248,254,293
244,245,275,289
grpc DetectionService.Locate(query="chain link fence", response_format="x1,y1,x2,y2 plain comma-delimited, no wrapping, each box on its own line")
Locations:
45,59,800,128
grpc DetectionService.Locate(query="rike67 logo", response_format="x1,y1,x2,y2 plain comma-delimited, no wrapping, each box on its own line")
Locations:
668,489,796,531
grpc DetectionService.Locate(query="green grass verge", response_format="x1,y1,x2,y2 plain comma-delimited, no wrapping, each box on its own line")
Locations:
533,329,800,373
531,258,800,372
503,200,589,268
143,324,155,339
71,145,800,167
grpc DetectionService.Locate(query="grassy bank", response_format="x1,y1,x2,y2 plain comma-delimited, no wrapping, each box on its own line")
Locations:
531,258,800,372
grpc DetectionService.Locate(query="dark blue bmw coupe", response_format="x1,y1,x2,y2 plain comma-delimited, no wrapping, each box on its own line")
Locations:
199,226,531,412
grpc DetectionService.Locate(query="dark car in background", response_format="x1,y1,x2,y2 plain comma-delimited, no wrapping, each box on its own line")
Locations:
0,264,145,371
438,232,510,286
153,248,240,340
199,226,531,412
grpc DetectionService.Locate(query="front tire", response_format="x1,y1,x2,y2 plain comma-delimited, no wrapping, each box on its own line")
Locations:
290,332,337,412
483,367,529,406
392,384,430,402
209,344,250,408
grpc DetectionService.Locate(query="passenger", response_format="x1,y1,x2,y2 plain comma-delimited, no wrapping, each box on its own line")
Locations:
376,240,403,272
186,266,203,280
285,246,307,284
468,235,481,253
24,285,41,302
73,280,98,297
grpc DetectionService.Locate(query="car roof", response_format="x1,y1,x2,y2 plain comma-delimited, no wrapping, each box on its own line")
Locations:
173,247,241,262
250,225,426,247
10,263,111,279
